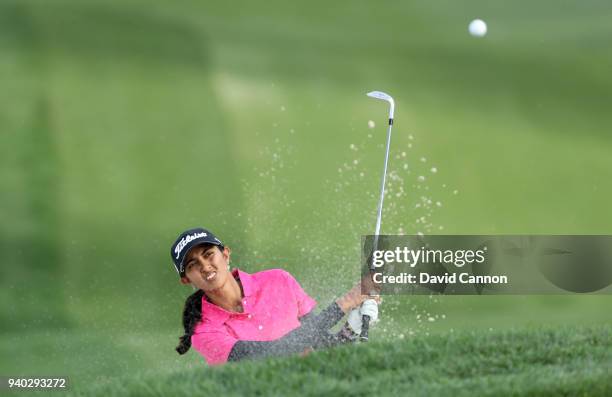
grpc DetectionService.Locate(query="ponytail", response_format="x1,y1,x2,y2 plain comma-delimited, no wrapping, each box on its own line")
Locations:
176,289,205,355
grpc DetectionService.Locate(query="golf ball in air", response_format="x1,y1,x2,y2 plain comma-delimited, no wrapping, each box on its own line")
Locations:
368,120,375,129
468,19,487,37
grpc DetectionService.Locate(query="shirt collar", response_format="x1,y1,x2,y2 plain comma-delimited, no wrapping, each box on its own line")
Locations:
233,268,255,297
200,268,256,325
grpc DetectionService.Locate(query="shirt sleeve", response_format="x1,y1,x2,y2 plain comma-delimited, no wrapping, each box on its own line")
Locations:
228,301,346,362
282,270,317,317
191,327,238,366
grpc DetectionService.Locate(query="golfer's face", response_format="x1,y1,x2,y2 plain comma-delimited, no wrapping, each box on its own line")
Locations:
184,245,230,291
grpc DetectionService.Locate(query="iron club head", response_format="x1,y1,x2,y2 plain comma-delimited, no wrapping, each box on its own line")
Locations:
366,91,395,120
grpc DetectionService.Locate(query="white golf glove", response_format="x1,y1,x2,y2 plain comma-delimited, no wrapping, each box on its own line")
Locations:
346,299,379,335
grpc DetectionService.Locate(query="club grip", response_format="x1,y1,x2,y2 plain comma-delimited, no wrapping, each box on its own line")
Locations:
360,314,370,342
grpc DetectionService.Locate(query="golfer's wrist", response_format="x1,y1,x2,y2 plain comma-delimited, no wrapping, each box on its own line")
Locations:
336,297,355,313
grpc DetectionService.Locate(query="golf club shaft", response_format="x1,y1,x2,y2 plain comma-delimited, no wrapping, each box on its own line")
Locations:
374,119,394,239
360,117,394,342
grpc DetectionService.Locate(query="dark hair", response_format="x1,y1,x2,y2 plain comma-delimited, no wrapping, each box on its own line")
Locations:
176,288,205,354
176,245,226,355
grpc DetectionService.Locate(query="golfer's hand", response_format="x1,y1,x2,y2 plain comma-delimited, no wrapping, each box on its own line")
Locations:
336,275,381,313
360,272,381,296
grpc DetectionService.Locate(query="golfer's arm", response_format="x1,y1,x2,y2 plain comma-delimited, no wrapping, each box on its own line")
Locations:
227,302,345,361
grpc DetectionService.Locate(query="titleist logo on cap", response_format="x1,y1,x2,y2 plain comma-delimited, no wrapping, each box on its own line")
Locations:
174,232,207,259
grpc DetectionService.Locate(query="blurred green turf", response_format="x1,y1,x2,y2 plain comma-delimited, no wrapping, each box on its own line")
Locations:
52,325,610,396
1,0,611,389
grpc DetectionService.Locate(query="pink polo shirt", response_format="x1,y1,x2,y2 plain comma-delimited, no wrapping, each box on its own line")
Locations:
191,268,317,365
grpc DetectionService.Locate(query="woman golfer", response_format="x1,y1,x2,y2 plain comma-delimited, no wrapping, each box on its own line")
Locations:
171,227,378,365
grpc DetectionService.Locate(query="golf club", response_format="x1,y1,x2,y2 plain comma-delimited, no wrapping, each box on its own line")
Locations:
360,90,395,342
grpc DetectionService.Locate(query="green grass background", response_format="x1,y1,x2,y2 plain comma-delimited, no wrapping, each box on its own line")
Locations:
72,326,612,396
1,0,611,394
